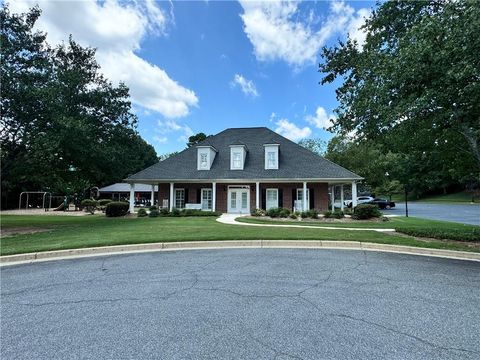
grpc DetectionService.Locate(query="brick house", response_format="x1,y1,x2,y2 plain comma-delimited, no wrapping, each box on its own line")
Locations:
125,127,362,214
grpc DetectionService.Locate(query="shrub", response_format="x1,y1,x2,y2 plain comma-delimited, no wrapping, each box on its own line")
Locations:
171,208,180,216
301,209,319,219
279,208,291,218
332,210,345,219
81,199,97,215
137,208,147,217
149,205,157,211
323,210,332,219
159,208,170,216
105,201,129,217
149,209,159,218
266,207,281,218
251,208,266,217
98,199,112,207
289,213,297,219
352,204,381,220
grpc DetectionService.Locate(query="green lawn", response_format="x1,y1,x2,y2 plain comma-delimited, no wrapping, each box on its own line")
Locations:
1,214,479,256
238,217,480,242
380,191,479,204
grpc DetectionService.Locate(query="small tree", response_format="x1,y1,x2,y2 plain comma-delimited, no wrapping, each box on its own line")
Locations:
81,199,97,215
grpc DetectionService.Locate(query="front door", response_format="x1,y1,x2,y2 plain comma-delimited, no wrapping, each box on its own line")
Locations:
228,188,249,214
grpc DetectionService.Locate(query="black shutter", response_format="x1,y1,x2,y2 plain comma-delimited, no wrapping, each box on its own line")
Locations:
196,189,201,203
261,189,266,210
292,189,296,210
185,189,189,205
309,188,315,210
278,188,283,208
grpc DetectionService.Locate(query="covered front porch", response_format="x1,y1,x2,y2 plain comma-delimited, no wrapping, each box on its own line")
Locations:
125,180,359,214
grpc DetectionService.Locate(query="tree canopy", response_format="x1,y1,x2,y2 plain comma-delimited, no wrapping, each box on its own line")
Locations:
187,133,209,147
320,0,479,195
1,5,157,205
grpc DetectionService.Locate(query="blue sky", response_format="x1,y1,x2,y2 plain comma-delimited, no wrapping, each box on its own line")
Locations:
10,0,376,155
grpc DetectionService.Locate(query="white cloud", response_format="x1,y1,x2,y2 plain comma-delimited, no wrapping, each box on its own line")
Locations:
155,119,194,144
275,119,311,141
347,8,370,47
239,1,370,67
8,0,198,118
231,74,259,97
305,106,335,130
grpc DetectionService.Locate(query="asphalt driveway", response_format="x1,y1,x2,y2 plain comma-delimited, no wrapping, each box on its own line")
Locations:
2,249,479,359
382,202,480,225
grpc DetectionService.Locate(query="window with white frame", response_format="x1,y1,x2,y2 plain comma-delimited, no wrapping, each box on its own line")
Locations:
267,151,277,168
201,189,212,210
296,189,310,210
266,189,278,210
175,189,185,209
200,153,208,168
232,152,242,169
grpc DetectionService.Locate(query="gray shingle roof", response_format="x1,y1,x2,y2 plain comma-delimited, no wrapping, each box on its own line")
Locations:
126,127,362,181
99,183,158,192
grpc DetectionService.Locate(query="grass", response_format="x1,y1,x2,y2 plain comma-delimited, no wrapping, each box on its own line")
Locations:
380,191,479,204
1,214,479,256
239,216,480,242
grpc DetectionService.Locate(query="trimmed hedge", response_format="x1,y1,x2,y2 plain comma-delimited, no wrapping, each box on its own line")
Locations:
81,199,97,214
251,208,266,217
324,210,345,219
396,227,480,242
352,204,381,220
154,209,221,217
301,209,319,219
137,208,148,217
98,199,112,207
149,209,159,218
266,207,291,218
105,202,129,217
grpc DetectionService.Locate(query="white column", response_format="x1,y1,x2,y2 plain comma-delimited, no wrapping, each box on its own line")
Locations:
302,182,307,211
340,185,344,211
352,181,358,208
169,182,174,211
255,182,260,209
212,182,216,212
150,185,155,207
128,183,135,213
331,185,335,211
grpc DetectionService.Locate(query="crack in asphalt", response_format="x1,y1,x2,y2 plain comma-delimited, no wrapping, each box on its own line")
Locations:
3,253,479,359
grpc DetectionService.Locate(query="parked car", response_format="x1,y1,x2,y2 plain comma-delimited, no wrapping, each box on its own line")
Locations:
344,196,375,208
366,198,396,209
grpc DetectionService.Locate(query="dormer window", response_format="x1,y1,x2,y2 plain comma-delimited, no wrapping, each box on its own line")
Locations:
230,144,247,170
232,152,242,169
264,143,279,169
267,151,277,168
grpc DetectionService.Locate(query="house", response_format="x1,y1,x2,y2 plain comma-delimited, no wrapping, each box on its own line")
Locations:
125,127,362,214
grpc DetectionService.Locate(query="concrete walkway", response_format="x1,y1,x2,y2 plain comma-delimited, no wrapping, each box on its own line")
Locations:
216,214,396,232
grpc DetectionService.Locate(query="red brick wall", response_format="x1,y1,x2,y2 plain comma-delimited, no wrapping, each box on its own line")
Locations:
157,182,328,212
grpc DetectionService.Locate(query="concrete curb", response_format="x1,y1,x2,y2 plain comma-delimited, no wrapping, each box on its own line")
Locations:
1,240,479,266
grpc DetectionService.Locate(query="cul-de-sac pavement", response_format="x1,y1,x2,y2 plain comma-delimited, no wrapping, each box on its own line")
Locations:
2,249,479,360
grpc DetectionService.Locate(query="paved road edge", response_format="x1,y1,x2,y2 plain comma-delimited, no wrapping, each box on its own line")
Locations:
1,240,479,265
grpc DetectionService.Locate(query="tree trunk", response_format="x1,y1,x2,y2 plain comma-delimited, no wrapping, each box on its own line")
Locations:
459,123,480,169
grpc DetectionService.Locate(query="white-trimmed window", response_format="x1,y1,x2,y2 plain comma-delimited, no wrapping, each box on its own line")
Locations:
200,153,208,169
201,188,212,210
232,152,242,169
175,189,185,209
296,189,310,210
266,189,278,210
264,144,279,169
267,151,277,168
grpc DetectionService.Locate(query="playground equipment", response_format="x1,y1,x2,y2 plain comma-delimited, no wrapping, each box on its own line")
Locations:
18,192,52,210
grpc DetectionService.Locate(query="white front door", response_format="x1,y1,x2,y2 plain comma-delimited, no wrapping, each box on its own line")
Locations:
228,188,249,214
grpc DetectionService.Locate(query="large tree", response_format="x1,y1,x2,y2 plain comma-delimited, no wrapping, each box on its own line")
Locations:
320,1,479,186
1,6,157,206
